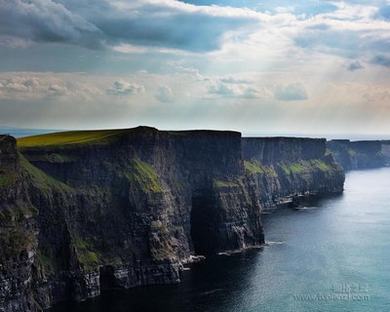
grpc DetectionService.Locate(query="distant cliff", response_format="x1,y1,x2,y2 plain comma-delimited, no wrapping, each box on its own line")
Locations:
382,141,390,166
0,128,344,311
327,140,387,170
242,137,345,208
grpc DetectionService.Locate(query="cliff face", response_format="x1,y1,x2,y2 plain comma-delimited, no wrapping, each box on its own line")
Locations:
0,128,345,311
381,142,390,166
327,140,386,170
242,137,345,208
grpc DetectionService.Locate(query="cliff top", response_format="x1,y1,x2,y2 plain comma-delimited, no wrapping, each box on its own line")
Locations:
243,136,325,142
17,128,136,148
17,126,241,149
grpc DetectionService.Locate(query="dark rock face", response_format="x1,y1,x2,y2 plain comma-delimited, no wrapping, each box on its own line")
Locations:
242,137,345,209
381,142,390,166
327,140,386,170
0,129,345,311
242,137,326,164
0,136,40,312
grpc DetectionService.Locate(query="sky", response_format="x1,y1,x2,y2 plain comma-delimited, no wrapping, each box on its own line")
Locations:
0,0,389,136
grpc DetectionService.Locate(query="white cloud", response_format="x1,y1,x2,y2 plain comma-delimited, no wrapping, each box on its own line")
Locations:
0,73,101,100
207,79,272,99
274,83,308,101
107,80,145,96
155,85,174,103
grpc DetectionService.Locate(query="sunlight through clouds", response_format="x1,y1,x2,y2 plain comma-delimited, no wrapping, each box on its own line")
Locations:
0,0,388,135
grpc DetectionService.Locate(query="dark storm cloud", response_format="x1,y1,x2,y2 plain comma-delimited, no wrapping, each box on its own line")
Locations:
0,0,258,52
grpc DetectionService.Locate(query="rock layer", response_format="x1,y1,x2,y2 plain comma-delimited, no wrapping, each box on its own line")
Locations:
0,128,345,311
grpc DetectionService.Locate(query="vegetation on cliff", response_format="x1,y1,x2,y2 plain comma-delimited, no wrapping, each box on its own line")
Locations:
19,153,73,193
17,129,132,148
244,160,277,177
126,159,163,193
280,160,332,175
73,236,101,272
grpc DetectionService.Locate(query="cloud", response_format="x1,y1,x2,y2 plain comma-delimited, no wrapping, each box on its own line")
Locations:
107,80,145,96
219,76,252,84
274,83,308,101
0,76,62,98
293,3,390,60
371,55,390,68
208,80,271,99
155,86,174,103
47,84,69,96
0,0,101,48
347,60,364,71
0,0,260,52
0,74,102,100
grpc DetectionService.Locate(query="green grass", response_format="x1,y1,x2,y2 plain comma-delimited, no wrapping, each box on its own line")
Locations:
17,129,132,148
244,160,263,174
244,160,277,177
310,159,332,172
19,153,73,192
214,179,239,188
126,159,163,193
281,160,333,175
73,236,100,271
289,163,306,174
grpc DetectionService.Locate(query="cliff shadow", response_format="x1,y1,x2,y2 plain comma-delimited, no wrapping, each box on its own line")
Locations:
99,266,118,291
190,190,219,256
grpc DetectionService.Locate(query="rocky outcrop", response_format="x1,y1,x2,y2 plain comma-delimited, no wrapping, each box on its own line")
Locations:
0,128,345,311
327,140,386,170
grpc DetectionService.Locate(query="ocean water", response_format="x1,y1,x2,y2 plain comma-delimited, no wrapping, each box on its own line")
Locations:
51,168,390,312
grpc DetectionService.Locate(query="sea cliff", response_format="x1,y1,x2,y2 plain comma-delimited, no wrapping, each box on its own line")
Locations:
0,128,344,311
243,137,345,209
327,140,388,170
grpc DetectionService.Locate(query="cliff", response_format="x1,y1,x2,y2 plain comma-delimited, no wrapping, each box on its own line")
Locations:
242,137,345,208
381,141,390,166
327,140,387,170
0,128,345,311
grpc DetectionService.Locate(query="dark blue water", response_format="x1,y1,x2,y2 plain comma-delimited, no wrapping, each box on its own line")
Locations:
52,168,390,312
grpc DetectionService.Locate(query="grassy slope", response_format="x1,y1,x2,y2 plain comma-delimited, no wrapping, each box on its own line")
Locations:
17,129,132,148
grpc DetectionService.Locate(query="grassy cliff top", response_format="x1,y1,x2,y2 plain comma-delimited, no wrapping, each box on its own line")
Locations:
17,126,242,149
17,129,134,148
